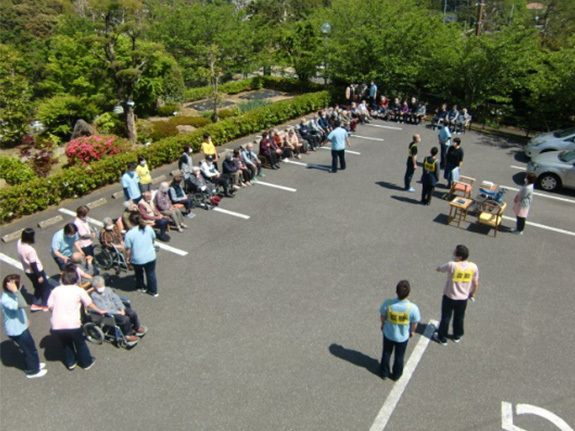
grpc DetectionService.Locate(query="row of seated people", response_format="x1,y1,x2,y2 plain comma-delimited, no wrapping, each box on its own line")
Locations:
431,104,472,133
373,96,427,124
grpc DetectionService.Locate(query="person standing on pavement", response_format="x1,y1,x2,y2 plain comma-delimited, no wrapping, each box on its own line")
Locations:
201,133,219,170
136,155,152,193
420,147,440,205
404,134,419,192
1,274,48,378
512,172,536,235
125,214,159,297
444,137,463,189
121,162,142,204
326,120,350,173
379,280,420,381
438,122,451,171
17,228,52,312
433,245,479,345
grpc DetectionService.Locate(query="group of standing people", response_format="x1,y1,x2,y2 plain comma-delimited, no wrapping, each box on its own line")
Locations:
378,244,479,381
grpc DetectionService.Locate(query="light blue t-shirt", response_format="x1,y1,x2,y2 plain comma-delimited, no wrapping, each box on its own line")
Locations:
327,127,349,151
379,298,420,343
124,225,156,264
369,84,377,98
1,293,28,337
51,230,79,258
439,126,451,146
121,171,141,201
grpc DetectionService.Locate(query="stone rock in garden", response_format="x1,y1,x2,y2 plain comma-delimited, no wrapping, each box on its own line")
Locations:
176,125,196,134
71,119,98,139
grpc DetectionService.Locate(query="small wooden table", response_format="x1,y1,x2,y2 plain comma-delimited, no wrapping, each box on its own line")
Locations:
448,197,473,227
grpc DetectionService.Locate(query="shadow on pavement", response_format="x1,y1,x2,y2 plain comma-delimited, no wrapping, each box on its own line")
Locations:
105,273,138,292
306,164,332,172
513,151,529,163
512,172,526,186
0,340,26,371
432,213,450,224
391,195,420,205
375,181,404,191
328,343,380,377
39,334,63,363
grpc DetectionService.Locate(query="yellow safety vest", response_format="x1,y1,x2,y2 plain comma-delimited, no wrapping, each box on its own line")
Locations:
408,143,417,157
424,157,437,172
452,262,475,283
387,301,412,326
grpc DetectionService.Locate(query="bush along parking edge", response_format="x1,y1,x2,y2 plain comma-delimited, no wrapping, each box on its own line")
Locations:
0,90,330,224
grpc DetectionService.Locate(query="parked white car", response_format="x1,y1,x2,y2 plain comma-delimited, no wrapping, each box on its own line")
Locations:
527,150,575,192
525,127,575,158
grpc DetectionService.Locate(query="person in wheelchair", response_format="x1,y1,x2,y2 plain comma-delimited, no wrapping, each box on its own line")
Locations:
100,217,125,252
89,276,147,344
189,167,221,207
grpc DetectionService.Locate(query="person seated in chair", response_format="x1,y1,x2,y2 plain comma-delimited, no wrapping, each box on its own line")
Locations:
222,151,245,188
138,191,170,242
168,176,195,214
454,108,471,134
121,201,139,232
69,253,95,284
446,105,460,130
89,276,147,344
241,143,264,179
432,103,448,130
201,155,235,198
259,131,281,168
414,102,427,125
154,182,189,231
189,166,220,206
233,149,254,185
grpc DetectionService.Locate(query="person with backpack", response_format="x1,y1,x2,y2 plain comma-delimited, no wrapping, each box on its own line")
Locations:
421,147,440,205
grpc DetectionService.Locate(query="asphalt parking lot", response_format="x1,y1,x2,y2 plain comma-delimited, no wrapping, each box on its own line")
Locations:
1,119,574,431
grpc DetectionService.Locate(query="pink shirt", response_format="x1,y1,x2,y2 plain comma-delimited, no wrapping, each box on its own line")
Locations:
74,217,93,248
438,261,479,300
48,284,92,330
17,240,43,274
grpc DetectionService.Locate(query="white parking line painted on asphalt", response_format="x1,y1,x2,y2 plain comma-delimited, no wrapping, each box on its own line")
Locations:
254,181,297,192
0,253,24,271
501,216,575,237
502,402,574,431
350,135,384,142
213,207,251,220
366,124,403,131
283,159,331,171
60,208,189,255
369,320,438,431
319,147,362,155
154,242,189,256
501,185,575,204
510,165,526,171
59,208,104,226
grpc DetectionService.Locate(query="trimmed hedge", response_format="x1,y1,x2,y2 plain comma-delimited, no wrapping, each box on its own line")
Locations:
0,90,330,223
183,76,323,101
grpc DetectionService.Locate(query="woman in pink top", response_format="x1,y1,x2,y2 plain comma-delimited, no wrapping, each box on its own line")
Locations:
17,228,52,312
47,267,106,370
74,205,96,258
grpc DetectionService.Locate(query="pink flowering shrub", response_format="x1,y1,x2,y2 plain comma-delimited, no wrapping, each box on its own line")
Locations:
66,135,130,166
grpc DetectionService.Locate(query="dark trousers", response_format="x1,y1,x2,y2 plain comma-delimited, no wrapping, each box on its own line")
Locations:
331,149,346,172
440,144,448,169
9,329,41,375
437,295,468,342
516,216,526,232
421,183,435,204
53,256,68,272
153,218,169,236
25,270,52,306
404,163,415,189
379,335,409,379
133,259,157,295
52,327,93,369
114,308,140,335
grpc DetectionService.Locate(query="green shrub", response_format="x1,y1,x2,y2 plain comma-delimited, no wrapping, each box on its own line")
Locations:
150,121,179,141
216,109,236,119
155,104,180,117
0,89,330,223
236,99,272,114
36,95,98,141
0,155,37,185
93,113,124,135
167,116,212,128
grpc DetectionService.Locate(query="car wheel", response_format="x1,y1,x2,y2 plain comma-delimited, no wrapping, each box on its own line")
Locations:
538,173,561,192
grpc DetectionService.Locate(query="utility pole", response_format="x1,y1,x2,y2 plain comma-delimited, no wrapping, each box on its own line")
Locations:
475,1,485,36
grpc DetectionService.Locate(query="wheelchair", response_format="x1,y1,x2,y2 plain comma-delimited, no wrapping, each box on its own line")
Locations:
93,243,129,275
83,296,139,349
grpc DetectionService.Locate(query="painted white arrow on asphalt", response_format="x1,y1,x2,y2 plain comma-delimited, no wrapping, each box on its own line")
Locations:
502,402,573,431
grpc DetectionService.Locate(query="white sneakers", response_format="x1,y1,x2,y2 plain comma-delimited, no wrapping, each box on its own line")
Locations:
27,363,47,379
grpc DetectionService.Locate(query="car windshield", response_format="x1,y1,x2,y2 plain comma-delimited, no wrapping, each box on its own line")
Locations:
559,150,575,163
553,127,575,138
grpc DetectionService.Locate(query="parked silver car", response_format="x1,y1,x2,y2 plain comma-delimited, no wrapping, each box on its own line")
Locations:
527,150,575,192
525,127,575,158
